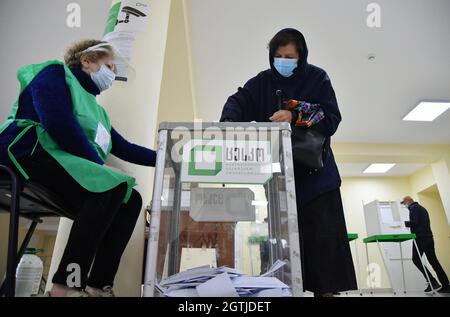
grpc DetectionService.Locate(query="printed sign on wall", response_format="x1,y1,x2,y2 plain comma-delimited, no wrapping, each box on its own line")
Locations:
103,0,150,81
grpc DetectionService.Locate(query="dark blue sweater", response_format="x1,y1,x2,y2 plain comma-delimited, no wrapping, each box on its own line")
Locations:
0,64,156,168
220,29,342,207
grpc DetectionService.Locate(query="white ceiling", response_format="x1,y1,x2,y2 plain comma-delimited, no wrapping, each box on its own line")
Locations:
186,0,450,144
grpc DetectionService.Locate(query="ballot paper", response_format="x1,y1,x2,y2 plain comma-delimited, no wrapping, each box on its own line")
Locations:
158,260,291,297
251,288,283,297
165,288,199,297
196,273,239,297
231,276,288,289
260,259,286,277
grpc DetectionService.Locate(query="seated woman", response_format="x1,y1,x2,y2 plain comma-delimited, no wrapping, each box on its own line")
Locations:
0,40,157,297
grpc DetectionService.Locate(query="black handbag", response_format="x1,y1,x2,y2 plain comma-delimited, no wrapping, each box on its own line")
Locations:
290,125,326,169
275,89,326,169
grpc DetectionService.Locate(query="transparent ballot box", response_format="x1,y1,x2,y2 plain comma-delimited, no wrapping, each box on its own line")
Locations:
144,122,302,297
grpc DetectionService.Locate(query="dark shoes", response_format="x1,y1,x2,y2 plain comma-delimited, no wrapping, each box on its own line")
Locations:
438,285,450,294
424,280,441,292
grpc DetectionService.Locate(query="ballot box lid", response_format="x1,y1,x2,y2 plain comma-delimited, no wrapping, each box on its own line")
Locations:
158,122,292,132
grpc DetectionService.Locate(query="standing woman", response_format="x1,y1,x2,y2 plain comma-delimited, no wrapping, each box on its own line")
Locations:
220,29,357,296
0,40,156,297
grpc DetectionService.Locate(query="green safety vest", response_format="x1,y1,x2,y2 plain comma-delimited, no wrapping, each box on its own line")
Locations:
0,60,136,203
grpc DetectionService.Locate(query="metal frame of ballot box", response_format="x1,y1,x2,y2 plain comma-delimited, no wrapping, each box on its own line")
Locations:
143,122,303,297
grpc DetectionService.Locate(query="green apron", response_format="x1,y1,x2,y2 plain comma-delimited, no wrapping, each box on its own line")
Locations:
0,60,136,203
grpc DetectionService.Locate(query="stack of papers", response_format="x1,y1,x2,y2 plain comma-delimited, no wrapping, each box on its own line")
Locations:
156,260,291,297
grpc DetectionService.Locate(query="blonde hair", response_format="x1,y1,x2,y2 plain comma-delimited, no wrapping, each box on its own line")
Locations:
64,39,114,68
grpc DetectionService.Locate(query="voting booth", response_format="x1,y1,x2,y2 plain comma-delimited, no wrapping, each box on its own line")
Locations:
363,201,430,293
143,122,302,297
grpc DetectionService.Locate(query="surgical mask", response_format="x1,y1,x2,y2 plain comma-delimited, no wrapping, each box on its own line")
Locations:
273,58,298,77
90,64,116,92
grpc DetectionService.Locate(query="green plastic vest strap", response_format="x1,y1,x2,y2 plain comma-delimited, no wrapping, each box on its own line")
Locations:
0,60,136,203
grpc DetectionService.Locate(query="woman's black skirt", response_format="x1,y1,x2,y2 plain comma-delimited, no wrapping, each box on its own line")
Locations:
297,188,357,294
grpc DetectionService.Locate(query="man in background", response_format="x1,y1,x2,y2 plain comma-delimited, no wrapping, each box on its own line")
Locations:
401,196,450,293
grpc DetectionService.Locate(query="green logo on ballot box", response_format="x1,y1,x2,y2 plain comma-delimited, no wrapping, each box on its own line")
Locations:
188,145,222,176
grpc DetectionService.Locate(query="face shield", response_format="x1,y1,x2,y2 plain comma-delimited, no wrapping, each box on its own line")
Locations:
80,41,136,82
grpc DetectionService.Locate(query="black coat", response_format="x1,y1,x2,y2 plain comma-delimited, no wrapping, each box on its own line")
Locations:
220,29,342,206
405,202,433,237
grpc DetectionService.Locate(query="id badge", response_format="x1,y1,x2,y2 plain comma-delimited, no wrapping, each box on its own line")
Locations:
95,122,111,155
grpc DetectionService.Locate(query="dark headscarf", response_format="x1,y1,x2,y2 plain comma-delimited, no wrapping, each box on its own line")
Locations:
268,28,309,79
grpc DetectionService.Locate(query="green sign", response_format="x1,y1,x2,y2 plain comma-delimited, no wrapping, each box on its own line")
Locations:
103,2,121,35
188,145,222,176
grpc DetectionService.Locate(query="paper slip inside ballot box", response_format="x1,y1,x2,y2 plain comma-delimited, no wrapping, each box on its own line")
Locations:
260,259,287,277
196,273,239,297
157,260,291,297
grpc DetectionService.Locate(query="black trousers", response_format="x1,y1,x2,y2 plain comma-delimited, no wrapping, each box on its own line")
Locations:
413,236,449,286
297,189,357,294
18,151,142,289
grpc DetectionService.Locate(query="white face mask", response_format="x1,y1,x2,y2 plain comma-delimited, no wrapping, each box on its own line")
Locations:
90,64,116,92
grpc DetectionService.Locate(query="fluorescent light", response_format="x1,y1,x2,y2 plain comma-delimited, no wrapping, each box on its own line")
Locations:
363,164,396,174
403,102,450,122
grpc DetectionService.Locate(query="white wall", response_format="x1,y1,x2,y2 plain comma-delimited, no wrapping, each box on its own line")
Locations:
0,0,111,122
431,154,450,226
156,0,196,125
417,187,450,277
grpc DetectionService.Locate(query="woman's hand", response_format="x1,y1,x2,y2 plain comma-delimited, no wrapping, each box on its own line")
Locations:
269,110,292,123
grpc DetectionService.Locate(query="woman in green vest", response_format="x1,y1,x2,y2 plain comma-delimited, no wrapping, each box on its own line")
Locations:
0,40,157,297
